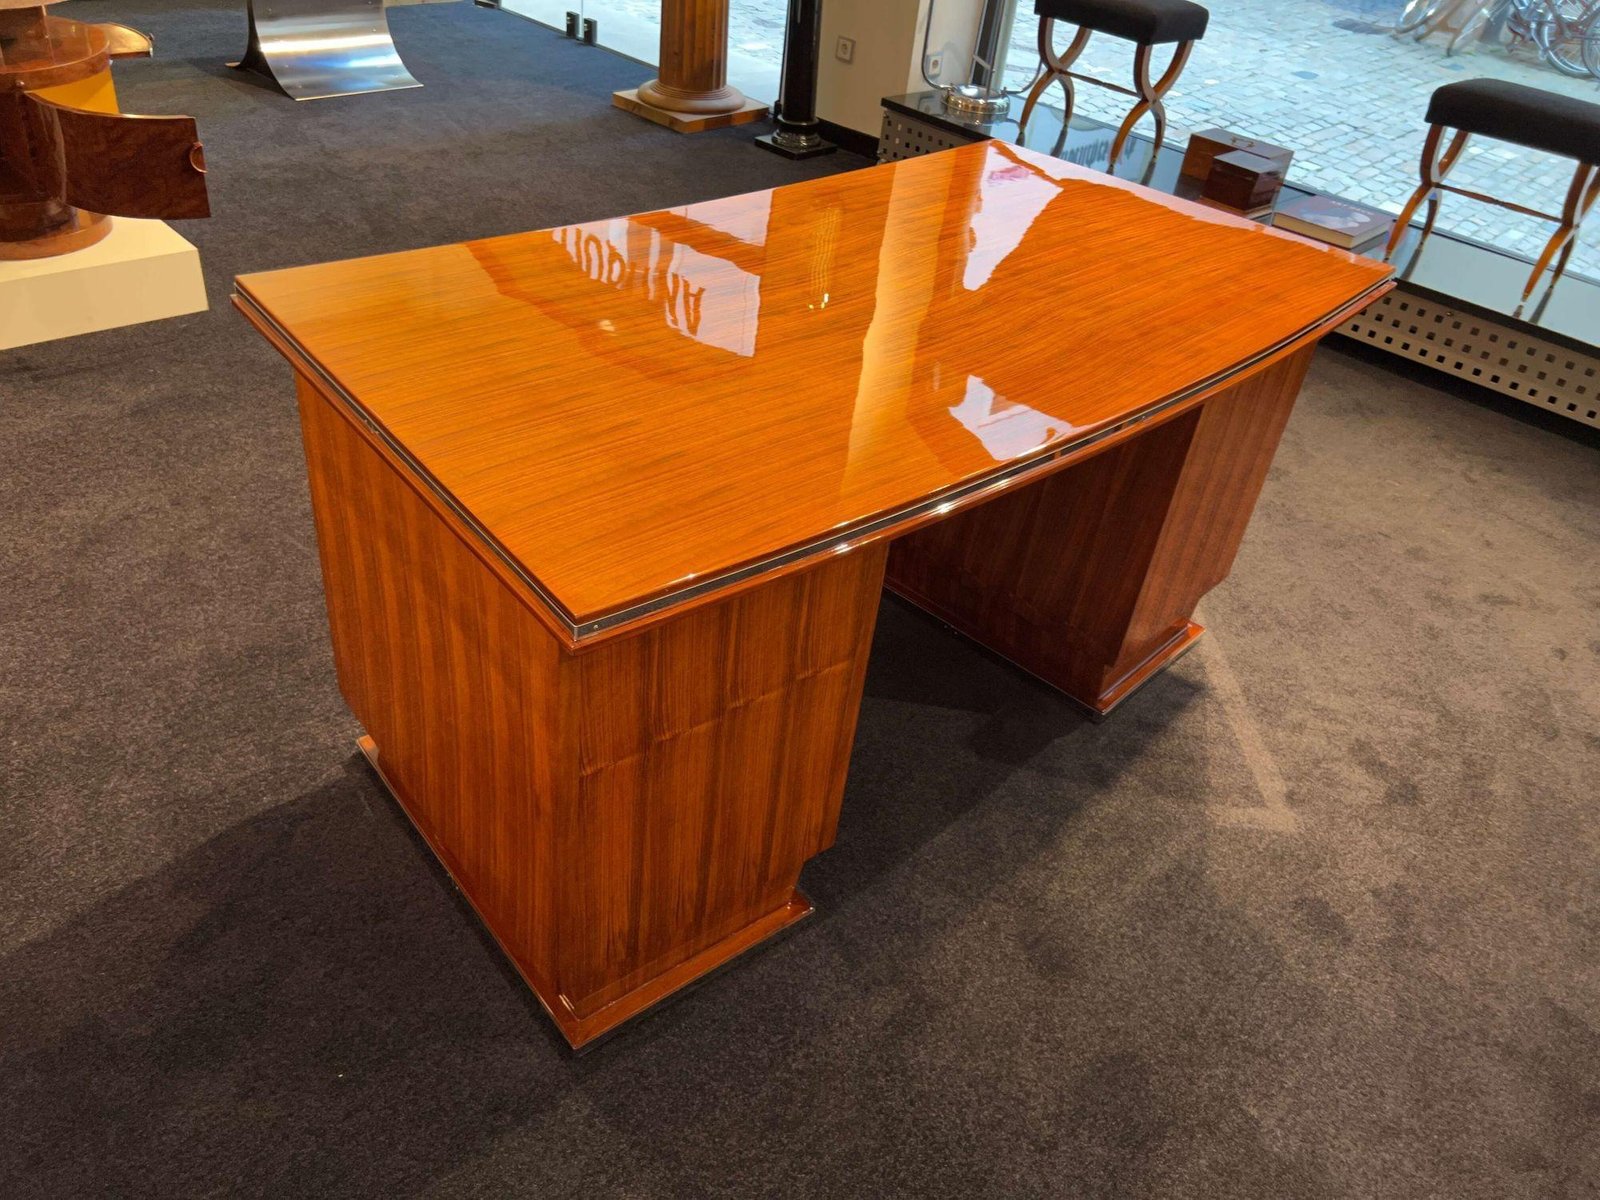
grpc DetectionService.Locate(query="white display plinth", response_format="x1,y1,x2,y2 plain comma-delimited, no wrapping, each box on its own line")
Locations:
1,218,207,351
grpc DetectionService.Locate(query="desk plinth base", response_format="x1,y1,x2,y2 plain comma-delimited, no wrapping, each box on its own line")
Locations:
357,735,813,1048
1086,620,1205,719
891,572,1206,719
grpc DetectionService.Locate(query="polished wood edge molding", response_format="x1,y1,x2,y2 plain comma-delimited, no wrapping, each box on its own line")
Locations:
236,274,1393,649
99,21,154,59
359,732,811,1051
234,291,584,651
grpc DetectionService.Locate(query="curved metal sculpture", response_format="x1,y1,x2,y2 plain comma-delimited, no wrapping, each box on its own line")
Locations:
0,1,209,260
231,0,421,101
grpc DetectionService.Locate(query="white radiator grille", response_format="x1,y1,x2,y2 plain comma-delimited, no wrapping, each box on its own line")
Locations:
878,111,975,162
1341,293,1600,431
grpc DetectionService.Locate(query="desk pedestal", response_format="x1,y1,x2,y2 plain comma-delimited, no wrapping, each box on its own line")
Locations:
297,375,882,1047
888,346,1313,717
295,344,1312,1048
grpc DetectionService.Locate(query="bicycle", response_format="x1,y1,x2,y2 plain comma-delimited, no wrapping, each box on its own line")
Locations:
1396,0,1509,57
1528,0,1600,77
1397,0,1600,78
1395,0,1453,34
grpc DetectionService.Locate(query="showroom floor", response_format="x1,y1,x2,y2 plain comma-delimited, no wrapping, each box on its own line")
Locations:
3,3,1599,1198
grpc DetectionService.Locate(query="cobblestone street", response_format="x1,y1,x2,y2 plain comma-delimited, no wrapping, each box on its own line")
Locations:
996,0,1600,277
715,0,1600,280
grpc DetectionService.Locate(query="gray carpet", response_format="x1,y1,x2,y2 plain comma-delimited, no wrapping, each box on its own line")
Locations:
3,3,1599,1197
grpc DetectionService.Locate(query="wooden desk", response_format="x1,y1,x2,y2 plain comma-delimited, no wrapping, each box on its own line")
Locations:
236,141,1391,1048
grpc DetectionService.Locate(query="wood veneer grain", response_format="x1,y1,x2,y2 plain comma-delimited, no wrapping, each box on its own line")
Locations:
298,373,883,1046
238,141,1390,642
253,149,1391,1048
642,0,739,107
885,346,1316,715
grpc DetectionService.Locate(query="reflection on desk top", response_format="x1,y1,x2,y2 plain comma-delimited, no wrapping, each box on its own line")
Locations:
235,139,1392,642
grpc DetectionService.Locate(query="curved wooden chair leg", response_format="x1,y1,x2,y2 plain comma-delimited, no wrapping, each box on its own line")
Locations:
1550,167,1600,291
1434,126,1470,176
1019,20,1089,130
1549,237,1578,291
1050,115,1072,158
1149,101,1168,157
1135,103,1167,184
1385,182,1431,260
1523,163,1597,300
1042,68,1079,145
1385,124,1458,261
1524,230,1575,301
1420,193,1443,242
1108,41,1190,174
1018,65,1054,128
1149,40,1194,98
1108,44,1153,171
1108,101,1151,168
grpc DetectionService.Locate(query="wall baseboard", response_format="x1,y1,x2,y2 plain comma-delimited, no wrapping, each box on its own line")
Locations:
817,118,881,160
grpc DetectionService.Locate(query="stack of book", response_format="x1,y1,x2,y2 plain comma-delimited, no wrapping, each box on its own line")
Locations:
1272,195,1394,249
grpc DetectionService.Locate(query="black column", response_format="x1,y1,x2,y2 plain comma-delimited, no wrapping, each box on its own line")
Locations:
755,0,836,159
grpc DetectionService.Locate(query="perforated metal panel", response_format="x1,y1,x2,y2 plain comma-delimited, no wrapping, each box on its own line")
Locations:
878,111,976,162
1340,292,1600,430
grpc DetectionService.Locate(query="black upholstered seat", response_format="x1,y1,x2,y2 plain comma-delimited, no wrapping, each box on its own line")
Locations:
1427,79,1600,164
1035,0,1209,45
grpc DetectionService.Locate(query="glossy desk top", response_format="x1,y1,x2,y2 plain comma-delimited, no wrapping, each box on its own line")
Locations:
236,140,1391,641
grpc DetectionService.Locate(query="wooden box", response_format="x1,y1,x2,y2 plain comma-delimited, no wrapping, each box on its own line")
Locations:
1181,128,1293,182
1201,149,1285,215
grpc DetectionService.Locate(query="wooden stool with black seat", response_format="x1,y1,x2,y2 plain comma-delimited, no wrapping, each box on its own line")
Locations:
1385,79,1600,302
1018,0,1209,171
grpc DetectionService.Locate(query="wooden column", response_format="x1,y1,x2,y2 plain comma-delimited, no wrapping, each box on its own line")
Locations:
613,0,768,134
